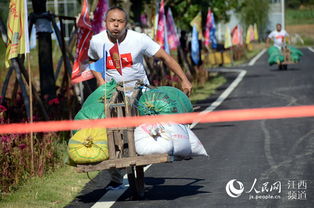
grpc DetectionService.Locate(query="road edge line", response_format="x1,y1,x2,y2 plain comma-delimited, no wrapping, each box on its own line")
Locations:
248,48,266,66
190,69,247,129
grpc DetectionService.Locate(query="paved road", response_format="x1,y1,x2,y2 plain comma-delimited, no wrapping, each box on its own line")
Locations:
66,48,314,208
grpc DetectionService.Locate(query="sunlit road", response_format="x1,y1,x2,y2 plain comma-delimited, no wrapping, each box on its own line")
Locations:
66,48,314,208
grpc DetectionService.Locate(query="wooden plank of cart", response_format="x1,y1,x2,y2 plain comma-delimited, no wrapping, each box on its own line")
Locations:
279,45,295,70
76,80,173,199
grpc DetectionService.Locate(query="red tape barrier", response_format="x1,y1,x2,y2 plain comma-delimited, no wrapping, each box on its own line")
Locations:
1,105,314,134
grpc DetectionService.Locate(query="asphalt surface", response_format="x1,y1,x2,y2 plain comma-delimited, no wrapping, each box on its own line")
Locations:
66,48,314,208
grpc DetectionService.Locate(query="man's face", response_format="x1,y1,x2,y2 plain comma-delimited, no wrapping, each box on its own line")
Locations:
105,9,127,40
276,24,282,32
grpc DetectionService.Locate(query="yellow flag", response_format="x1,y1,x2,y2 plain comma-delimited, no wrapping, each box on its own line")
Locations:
190,12,203,39
5,0,30,68
224,26,232,49
246,25,253,44
254,23,259,41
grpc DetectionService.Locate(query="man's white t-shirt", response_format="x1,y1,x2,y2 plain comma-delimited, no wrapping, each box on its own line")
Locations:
268,30,289,48
88,30,161,86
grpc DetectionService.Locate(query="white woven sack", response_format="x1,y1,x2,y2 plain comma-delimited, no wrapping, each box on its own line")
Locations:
167,123,192,157
185,126,208,156
134,123,173,155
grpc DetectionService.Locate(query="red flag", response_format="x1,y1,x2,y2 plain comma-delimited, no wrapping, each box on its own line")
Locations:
71,0,94,84
109,42,122,75
231,25,240,45
166,8,179,50
155,0,165,47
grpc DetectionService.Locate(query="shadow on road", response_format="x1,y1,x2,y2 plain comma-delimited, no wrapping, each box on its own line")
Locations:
117,177,209,201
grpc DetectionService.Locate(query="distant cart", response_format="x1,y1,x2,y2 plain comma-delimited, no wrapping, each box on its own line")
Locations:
75,81,173,199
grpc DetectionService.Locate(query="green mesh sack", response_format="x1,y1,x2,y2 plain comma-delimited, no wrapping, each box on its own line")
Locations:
72,102,105,134
288,46,303,62
268,46,284,65
75,102,106,120
82,79,117,108
138,86,193,115
72,80,117,134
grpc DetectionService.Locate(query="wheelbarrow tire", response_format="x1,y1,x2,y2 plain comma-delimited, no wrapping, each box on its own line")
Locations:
283,64,288,70
278,64,283,70
127,166,145,200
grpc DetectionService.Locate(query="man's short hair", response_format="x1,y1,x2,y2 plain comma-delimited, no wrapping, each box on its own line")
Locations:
105,6,129,22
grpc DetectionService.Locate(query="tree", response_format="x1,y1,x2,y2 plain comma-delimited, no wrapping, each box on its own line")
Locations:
31,0,57,101
166,0,240,31
236,0,269,39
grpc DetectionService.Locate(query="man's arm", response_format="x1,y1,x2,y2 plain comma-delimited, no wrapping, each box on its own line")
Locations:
89,58,106,86
153,48,192,95
91,71,106,86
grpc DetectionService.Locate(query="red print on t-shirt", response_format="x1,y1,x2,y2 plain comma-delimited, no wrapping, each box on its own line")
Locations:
275,35,284,41
107,53,133,70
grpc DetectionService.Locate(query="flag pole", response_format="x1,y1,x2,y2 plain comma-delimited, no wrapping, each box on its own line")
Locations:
103,43,107,106
23,0,34,175
116,39,129,114
27,53,34,175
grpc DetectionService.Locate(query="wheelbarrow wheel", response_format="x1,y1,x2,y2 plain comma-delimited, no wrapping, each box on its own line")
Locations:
278,64,283,70
127,166,145,200
283,64,288,70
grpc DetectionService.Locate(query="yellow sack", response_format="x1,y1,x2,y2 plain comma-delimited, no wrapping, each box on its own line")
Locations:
68,128,109,164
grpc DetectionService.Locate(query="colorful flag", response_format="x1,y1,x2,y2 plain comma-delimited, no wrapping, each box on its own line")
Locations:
232,25,242,45
254,23,259,41
5,0,30,67
191,25,200,65
224,26,232,49
92,0,109,34
166,8,179,50
152,0,159,39
246,25,255,44
71,0,94,84
209,12,217,49
204,9,212,47
109,41,122,75
190,12,203,39
89,44,106,79
156,0,165,47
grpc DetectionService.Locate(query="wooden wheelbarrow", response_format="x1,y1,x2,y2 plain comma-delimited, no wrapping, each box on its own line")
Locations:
76,81,173,199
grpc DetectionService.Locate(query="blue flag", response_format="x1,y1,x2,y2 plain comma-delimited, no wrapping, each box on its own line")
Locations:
89,44,106,79
191,25,200,65
210,13,217,49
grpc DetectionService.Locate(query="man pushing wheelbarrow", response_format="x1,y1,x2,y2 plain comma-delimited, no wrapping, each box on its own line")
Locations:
87,6,192,191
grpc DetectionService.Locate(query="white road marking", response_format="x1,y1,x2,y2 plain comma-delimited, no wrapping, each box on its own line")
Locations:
308,47,314,53
91,165,152,208
190,69,247,129
248,48,266,66
91,49,265,208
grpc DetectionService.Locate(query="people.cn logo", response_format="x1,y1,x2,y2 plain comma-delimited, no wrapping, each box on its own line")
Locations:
225,179,244,198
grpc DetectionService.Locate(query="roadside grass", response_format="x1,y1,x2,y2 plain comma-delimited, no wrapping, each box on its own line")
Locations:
190,74,226,104
0,165,98,208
